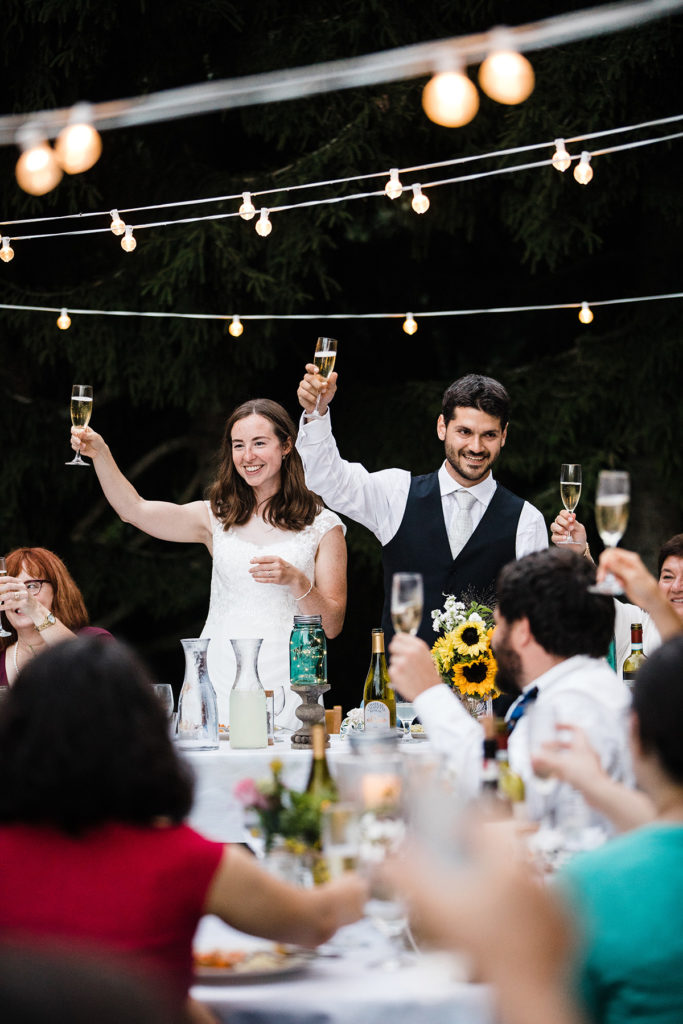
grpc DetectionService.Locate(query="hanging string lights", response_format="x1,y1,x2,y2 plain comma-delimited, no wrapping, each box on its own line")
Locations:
54,104,102,175
402,313,418,334
120,225,137,252
410,184,430,213
551,138,572,172
109,210,126,235
422,69,480,127
15,128,63,196
0,237,14,262
574,151,594,184
239,192,256,220
477,35,535,105
578,301,594,323
255,208,272,236
228,315,244,337
56,308,71,330
384,168,403,199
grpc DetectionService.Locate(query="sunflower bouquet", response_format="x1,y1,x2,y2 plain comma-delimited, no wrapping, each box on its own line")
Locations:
430,596,499,711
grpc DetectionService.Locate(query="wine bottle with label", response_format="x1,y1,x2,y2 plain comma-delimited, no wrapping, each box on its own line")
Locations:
362,628,396,731
305,723,338,801
622,623,647,688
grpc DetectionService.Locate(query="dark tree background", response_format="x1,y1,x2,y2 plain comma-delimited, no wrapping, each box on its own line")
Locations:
1,0,681,710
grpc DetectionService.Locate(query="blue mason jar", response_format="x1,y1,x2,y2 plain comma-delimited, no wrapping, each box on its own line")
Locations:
289,614,327,686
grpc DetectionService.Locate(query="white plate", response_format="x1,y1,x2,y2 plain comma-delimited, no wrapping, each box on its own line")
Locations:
194,950,312,983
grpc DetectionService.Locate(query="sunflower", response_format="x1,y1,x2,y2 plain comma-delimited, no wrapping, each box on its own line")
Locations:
451,657,499,699
452,618,489,657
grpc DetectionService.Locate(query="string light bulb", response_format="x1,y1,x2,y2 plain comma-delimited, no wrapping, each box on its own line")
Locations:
411,184,430,214
255,209,272,237
228,315,244,337
239,192,256,220
578,301,594,324
15,128,63,195
551,138,572,172
574,151,593,185
121,225,137,252
478,47,534,105
384,168,403,200
56,308,71,330
422,70,479,127
109,209,126,235
54,104,102,174
403,313,418,335
0,237,14,263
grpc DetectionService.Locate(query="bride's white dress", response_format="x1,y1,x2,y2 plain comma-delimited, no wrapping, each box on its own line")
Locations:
201,503,344,731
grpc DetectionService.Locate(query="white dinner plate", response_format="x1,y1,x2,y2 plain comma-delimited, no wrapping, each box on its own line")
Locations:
194,949,312,983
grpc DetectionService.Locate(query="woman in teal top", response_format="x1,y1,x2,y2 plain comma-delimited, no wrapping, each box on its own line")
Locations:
557,635,683,1024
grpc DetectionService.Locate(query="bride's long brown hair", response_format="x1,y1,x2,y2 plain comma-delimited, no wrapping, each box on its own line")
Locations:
207,399,322,531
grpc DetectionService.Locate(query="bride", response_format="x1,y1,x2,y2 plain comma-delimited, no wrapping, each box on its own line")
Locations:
71,398,346,730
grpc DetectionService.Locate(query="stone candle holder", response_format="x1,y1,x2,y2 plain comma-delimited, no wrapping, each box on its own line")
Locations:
291,683,330,748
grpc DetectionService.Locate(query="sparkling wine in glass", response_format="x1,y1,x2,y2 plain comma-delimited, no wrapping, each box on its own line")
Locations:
558,464,582,544
0,556,13,638
588,470,630,595
66,384,93,466
312,336,337,413
391,572,423,635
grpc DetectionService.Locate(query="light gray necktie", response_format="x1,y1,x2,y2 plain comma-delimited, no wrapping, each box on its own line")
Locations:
449,490,477,558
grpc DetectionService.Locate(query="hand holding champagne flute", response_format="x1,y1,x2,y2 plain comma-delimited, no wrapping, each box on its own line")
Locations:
558,464,581,544
312,337,337,413
588,470,630,595
66,384,93,466
391,573,423,635
0,556,12,637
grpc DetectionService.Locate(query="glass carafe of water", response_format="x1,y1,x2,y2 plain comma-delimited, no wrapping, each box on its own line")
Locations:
177,638,219,750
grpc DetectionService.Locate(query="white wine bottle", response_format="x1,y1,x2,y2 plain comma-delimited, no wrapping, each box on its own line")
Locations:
362,628,396,731
622,623,647,689
305,723,338,801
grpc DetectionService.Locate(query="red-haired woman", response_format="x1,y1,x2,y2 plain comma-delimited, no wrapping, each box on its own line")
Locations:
0,547,111,687
71,399,346,729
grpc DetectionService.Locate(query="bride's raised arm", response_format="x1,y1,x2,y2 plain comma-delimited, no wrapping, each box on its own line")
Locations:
71,425,211,548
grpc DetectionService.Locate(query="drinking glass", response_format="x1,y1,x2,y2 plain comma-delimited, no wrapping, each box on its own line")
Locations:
0,557,12,638
152,683,174,718
391,572,423,635
558,464,582,544
588,470,630,595
357,808,409,969
65,384,93,466
396,701,417,740
312,336,337,413
321,802,360,880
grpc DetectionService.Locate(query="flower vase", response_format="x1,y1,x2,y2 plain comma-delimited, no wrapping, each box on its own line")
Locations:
458,694,491,719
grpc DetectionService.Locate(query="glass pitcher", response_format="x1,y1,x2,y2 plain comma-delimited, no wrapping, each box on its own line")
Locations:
176,638,219,750
229,638,268,749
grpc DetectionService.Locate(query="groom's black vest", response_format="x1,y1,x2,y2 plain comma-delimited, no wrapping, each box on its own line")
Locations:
381,472,523,646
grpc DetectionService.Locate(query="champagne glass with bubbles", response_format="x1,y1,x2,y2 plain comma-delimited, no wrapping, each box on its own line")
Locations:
0,557,12,638
312,337,337,413
588,470,630,595
66,384,93,466
391,573,423,636
558,464,582,544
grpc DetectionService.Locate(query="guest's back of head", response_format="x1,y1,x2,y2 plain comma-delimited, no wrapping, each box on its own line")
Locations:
0,636,193,834
496,547,614,659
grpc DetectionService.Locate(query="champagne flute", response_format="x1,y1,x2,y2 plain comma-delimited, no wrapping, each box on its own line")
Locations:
588,470,630,595
0,557,13,638
312,336,337,413
66,384,93,466
391,572,423,635
558,464,582,544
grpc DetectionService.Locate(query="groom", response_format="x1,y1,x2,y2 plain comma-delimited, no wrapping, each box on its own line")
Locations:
296,368,547,645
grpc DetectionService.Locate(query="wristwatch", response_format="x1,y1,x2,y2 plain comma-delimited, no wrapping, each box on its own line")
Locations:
35,612,57,632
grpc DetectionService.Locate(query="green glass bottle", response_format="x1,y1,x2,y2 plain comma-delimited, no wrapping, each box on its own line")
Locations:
622,622,647,689
305,724,338,801
362,628,396,731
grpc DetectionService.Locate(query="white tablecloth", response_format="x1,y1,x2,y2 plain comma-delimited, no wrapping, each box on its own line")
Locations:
181,735,351,843
191,915,496,1024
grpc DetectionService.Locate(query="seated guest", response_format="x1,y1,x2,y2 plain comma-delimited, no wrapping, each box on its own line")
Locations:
0,638,366,1022
551,513,683,667
388,548,631,823
556,635,683,1023
0,547,112,686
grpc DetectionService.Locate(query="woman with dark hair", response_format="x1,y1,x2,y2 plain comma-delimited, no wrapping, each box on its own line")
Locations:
0,547,112,687
71,400,346,729
0,637,366,1021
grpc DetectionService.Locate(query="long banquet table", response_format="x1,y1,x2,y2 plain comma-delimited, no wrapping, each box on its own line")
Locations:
191,915,497,1024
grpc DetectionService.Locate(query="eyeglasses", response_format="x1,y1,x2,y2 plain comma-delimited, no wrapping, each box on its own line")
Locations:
24,579,50,595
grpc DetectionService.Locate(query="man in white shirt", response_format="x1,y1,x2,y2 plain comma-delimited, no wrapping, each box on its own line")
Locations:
296,369,547,647
388,548,632,822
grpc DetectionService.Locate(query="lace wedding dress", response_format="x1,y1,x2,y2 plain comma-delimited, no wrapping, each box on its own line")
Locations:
201,503,344,731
